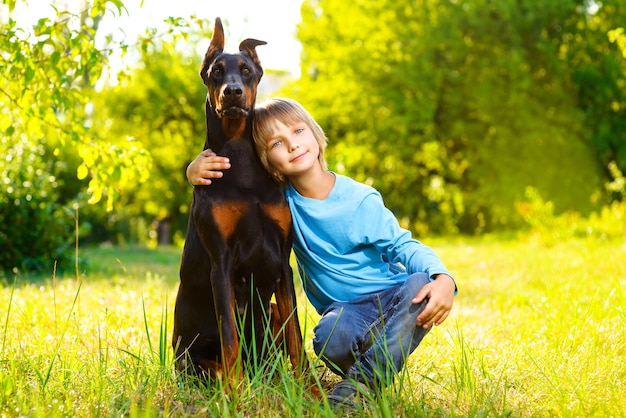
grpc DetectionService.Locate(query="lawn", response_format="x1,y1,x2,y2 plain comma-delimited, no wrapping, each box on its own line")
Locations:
0,236,624,417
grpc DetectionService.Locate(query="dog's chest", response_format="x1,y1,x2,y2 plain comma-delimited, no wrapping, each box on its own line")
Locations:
210,139,277,195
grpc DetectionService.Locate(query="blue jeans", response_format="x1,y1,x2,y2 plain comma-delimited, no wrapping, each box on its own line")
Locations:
312,273,431,387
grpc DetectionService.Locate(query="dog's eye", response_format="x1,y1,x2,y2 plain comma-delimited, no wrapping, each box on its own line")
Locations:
211,67,222,77
241,67,251,76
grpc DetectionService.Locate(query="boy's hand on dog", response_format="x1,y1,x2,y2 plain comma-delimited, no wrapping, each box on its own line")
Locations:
187,149,231,185
413,274,456,329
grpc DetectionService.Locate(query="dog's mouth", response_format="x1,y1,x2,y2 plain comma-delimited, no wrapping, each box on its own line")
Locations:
217,106,250,118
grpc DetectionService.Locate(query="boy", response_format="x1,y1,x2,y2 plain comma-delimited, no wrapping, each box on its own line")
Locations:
187,97,456,408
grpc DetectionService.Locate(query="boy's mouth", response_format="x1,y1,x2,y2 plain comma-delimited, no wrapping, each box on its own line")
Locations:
290,150,308,162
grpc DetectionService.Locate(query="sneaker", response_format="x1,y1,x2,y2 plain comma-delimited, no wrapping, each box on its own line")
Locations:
325,379,371,410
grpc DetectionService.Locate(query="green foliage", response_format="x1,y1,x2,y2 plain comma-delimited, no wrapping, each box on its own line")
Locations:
571,12,626,172
515,187,584,246
0,0,155,269
0,136,74,272
292,0,466,235
516,185,625,246
606,160,626,200
90,20,211,245
0,0,149,211
609,27,626,58
0,1,209,264
291,0,624,233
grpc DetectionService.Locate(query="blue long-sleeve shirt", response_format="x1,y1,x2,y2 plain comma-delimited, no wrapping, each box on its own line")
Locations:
285,173,452,312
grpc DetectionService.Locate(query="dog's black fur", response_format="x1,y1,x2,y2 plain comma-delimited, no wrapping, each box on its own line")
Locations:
172,17,304,381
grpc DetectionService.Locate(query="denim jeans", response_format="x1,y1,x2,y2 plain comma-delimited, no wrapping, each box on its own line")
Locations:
312,272,431,386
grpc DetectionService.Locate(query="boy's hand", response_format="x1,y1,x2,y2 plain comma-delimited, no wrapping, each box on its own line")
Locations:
186,149,231,186
412,274,456,329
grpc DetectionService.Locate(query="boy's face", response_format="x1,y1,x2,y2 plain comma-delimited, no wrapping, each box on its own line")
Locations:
263,120,321,179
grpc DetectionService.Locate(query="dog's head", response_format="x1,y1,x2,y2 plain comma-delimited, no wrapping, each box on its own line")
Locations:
201,17,266,119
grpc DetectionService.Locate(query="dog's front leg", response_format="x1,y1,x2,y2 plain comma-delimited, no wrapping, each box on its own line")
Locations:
274,261,305,374
275,261,321,398
211,260,243,384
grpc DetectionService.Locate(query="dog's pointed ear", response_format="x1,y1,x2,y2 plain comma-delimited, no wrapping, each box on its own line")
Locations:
239,38,267,71
201,17,225,83
208,17,225,58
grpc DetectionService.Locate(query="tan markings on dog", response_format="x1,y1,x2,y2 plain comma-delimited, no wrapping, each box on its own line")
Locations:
243,85,257,107
211,201,251,240
260,203,291,239
222,118,246,140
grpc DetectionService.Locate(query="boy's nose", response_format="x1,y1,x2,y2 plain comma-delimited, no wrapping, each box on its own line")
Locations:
288,139,300,151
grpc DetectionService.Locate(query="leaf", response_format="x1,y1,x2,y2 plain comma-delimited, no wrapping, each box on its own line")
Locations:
87,179,102,205
77,164,89,180
24,66,35,83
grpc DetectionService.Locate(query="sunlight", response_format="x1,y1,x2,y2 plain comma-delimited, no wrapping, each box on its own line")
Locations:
9,0,303,76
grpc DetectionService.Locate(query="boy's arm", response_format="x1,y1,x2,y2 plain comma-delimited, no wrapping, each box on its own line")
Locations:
358,192,454,281
187,149,231,186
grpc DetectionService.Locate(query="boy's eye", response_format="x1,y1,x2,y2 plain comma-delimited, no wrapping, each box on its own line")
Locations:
294,128,303,134
270,140,282,149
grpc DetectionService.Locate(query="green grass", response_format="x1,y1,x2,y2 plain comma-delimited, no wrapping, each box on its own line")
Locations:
0,236,624,417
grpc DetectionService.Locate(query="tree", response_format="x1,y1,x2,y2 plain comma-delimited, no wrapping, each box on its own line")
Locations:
90,23,210,245
0,1,202,270
1,0,151,207
570,4,626,176
1,0,142,271
290,0,620,233
292,0,466,234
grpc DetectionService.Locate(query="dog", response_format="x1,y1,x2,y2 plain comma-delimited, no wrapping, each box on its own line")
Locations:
172,17,304,382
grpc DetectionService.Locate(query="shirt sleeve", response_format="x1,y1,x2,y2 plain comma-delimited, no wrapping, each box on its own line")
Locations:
350,191,453,279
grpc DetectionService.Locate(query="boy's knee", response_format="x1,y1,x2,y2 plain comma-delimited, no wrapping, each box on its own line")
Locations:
313,308,355,363
313,328,357,375
406,272,430,294
313,309,341,355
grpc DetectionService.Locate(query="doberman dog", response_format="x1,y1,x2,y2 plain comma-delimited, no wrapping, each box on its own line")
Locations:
172,17,304,382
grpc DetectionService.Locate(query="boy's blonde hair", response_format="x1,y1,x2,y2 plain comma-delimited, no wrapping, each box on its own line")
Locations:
253,97,328,184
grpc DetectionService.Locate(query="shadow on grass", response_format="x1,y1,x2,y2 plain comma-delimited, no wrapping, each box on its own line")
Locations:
0,245,182,287
81,245,181,281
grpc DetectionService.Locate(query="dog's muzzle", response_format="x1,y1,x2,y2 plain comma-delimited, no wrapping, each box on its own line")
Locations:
217,106,250,118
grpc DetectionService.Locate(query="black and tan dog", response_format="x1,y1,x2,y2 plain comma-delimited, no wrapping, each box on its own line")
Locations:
172,18,304,382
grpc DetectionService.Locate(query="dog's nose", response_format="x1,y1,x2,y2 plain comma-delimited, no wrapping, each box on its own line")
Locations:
223,84,243,97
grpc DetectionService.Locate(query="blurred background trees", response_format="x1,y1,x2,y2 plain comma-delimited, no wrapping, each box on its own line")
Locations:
88,33,208,247
1,0,150,272
291,0,625,234
1,0,624,273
